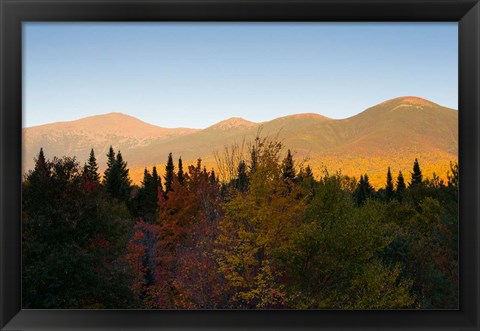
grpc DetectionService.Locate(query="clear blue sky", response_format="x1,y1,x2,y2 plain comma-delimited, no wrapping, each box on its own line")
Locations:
23,22,458,129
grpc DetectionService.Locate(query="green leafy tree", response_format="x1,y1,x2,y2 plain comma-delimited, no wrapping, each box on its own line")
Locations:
216,138,305,308
283,176,415,308
447,161,458,188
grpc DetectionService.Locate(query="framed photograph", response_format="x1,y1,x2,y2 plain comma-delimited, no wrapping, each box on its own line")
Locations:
1,0,479,330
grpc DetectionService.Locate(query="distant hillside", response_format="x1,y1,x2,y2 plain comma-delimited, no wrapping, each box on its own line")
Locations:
23,96,458,188
23,112,199,172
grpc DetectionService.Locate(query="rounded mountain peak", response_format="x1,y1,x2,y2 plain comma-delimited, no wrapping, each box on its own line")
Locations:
380,96,438,107
208,117,258,130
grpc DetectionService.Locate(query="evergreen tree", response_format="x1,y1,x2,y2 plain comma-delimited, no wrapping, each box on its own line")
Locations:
104,146,116,183
355,174,374,205
236,160,248,192
143,168,152,183
34,148,48,173
104,149,131,201
165,153,175,193
23,156,136,308
31,148,50,182
385,167,394,201
116,151,131,199
396,171,406,197
282,149,296,181
203,166,208,180
152,166,162,193
140,168,158,223
86,148,100,182
210,169,216,185
177,157,184,185
305,165,313,179
410,158,423,187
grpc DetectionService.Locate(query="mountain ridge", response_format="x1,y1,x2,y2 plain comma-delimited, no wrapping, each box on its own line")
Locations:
23,96,458,188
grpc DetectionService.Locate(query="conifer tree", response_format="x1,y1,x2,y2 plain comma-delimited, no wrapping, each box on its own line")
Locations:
35,148,47,172
165,153,175,193
305,165,313,180
177,157,184,185
104,149,131,201
236,160,248,192
116,151,131,199
32,148,50,181
104,146,116,183
355,174,374,205
410,158,423,187
86,148,100,182
396,171,406,196
385,167,394,201
142,168,152,186
140,168,158,222
152,166,162,193
282,149,296,181
203,166,208,180
210,169,216,185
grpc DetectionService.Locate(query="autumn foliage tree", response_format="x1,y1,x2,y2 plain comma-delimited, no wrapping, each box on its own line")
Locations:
22,141,458,310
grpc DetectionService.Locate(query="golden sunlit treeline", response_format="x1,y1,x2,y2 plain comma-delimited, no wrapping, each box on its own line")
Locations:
22,136,458,309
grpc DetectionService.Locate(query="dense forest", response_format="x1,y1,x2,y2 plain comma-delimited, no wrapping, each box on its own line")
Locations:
22,136,458,309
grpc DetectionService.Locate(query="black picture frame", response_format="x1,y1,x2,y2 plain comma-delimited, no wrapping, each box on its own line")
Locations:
1,0,479,330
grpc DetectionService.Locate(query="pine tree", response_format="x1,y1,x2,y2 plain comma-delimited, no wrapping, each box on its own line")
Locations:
385,167,394,201
152,166,162,193
34,148,47,172
32,148,50,181
165,153,175,193
86,148,100,182
410,158,423,187
305,165,313,180
104,149,131,201
236,160,248,192
210,169,216,185
177,157,184,185
116,151,131,199
355,174,374,205
140,168,158,222
104,146,116,183
396,171,406,197
282,149,296,181
203,166,208,180
142,168,152,187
